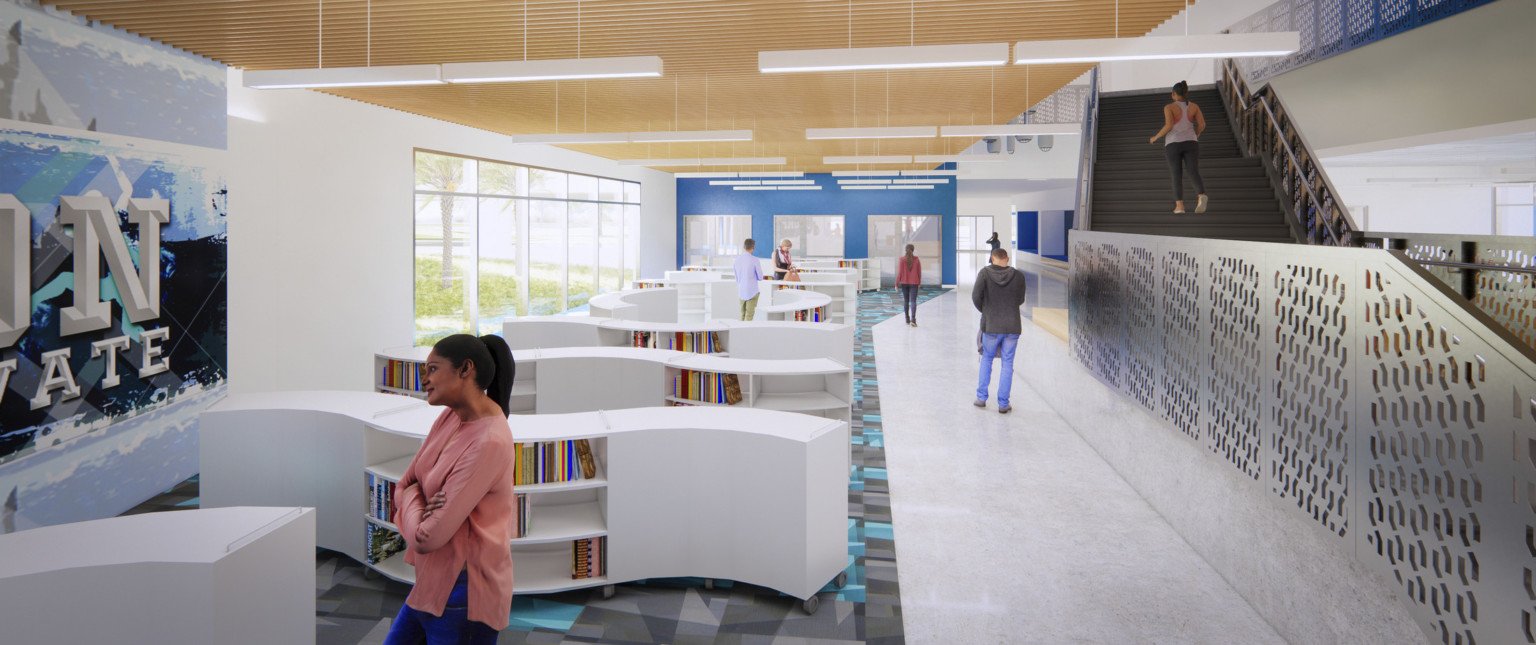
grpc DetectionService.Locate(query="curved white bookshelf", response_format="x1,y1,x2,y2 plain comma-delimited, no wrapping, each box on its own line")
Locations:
199,396,847,603
760,276,857,324
588,287,678,322
754,286,832,322
501,316,854,366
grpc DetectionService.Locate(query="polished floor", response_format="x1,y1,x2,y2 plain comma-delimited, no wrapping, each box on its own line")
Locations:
879,267,1285,644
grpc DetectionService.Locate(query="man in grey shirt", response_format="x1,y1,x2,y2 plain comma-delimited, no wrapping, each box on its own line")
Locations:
972,248,1027,413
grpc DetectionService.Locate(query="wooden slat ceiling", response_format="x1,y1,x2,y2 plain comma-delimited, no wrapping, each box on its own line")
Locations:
44,0,1192,173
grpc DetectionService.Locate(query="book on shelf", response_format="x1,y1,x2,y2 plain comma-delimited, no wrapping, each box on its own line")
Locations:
513,440,596,486
572,536,606,580
513,493,531,538
366,472,398,523
632,330,723,353
365,522,406,565
793,306,827,322
673,369,740,405
381,359,425,393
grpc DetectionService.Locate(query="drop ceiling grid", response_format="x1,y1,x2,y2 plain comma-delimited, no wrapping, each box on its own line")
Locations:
45,0,1188,171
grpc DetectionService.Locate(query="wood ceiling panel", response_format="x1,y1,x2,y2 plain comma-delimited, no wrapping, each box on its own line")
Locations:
44,0,1192,172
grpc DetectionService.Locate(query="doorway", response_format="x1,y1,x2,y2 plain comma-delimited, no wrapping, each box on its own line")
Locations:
867,215,942,287
955,216,995,280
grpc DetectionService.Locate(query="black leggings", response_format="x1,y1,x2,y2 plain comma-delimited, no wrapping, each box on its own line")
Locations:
1164,141,1205,201
901,284,919,322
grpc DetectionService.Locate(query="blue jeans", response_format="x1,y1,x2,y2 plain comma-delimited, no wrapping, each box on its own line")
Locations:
977,333,1019,407
383,573,499,645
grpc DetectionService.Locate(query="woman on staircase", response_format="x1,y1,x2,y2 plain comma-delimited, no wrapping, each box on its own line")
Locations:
1149,80,1209,214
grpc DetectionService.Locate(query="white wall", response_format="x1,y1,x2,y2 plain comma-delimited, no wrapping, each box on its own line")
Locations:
1323,166,1494,235
227,69,676,395
1267,0,1535,156
1099,0,1276,93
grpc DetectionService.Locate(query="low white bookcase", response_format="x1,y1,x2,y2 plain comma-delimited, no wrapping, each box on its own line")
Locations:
797,258,880,291
587,287,678,322
500,316,854,366
761,276,857,325
0,506,315,645
199,395,848,611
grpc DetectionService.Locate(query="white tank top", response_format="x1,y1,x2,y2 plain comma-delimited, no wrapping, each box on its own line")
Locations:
1166,101,1198,145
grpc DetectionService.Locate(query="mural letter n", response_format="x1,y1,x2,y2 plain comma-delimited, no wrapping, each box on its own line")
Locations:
58,196,169,336
0,195,28,349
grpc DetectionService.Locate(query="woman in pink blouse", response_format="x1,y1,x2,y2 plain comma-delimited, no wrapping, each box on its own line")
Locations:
385,334,516,644
897,244,922,327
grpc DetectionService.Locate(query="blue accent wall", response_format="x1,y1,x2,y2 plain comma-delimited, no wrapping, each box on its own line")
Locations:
677,174,959,284
1016,211,1039,253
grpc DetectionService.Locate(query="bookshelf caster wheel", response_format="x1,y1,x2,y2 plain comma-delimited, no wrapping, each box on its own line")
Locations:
801,595,820,615
601,585,616,600
704,578,715,590
834,571,848,588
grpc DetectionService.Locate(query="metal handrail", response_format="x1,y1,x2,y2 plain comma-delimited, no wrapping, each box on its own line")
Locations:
1409,259,1536,276
1219,58,1358,247
1073,66,1101,231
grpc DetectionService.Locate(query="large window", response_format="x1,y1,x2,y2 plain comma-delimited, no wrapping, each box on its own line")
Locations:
683,215,752,267
414,151,642,344
774,215,845,259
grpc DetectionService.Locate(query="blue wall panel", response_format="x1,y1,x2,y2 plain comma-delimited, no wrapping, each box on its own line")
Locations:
1016,211,1040,253
677,174,960,284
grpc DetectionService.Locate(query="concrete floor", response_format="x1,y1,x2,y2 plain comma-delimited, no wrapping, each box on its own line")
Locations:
879,272,1287,645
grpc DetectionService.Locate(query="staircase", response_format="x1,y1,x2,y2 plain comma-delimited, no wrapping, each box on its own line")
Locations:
1089,88,1295,243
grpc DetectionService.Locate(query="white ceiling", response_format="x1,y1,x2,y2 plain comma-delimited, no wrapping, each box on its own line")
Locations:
1321,131,1536,171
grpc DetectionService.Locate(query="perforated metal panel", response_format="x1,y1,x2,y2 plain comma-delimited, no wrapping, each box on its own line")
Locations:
1069,231,1536,644
1208,256,1265,480
1125,246,1160,410
1271,261,1353,537
1162,250,1203,441
1227,0,1498,82
1069,241,1125,389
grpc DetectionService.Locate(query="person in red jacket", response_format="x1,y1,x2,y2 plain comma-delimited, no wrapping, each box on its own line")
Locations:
896,244,922,327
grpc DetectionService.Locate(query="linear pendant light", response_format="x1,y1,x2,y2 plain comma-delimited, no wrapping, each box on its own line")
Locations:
442,56,663,83
807,126,937,140
1013,33,1300,65
824,155,913,164
760,42,1009,73
913,153,1008,163
628,129,752,143
243,64,443,89
940,124,1081,137
617,157,787,167
512,132,630,145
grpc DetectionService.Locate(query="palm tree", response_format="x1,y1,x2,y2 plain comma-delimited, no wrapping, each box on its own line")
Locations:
414,154,463,288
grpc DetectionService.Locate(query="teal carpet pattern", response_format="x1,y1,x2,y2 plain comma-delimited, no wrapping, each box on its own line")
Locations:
122,286,949,643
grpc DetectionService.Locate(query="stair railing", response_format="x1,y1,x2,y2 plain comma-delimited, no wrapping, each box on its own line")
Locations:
1072,66,1101,231
1217,58,1360,247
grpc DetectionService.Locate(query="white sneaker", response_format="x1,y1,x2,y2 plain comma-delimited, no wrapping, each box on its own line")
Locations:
1195,194,1208,213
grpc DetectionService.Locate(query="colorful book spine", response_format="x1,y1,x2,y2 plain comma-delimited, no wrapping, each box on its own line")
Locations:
365,473,398,523
380,359,426,393
572,537,607,580
512,493,531,538
512,441,594,486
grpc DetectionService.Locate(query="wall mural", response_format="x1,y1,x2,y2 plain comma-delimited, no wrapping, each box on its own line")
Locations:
0,0,226,530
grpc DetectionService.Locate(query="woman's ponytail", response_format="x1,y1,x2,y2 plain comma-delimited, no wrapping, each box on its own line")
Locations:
478,334,515,416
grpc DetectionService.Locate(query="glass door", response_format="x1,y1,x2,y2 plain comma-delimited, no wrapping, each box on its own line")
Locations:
773,215,846,259
955,216,995,280
683,215,752,269
868,215,942,287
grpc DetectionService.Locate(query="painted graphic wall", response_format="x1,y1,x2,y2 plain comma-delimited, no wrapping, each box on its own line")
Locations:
0,1,226,530
676,175,959,284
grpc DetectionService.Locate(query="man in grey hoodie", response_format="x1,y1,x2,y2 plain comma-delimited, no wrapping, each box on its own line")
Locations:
972,248,1027,413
